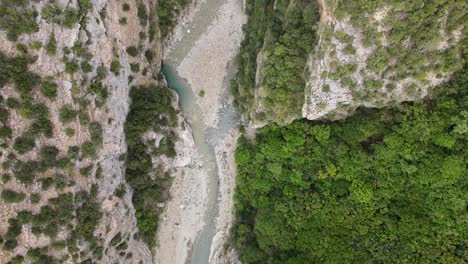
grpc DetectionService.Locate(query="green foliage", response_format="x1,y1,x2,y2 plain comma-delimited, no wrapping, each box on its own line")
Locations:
231,0,319,123
46,33,57,55
0,126,12,138
130,63,140,73
233,71,468,263
65,59,80,74
137,3,148,26
0,1,39,41
2,190,26,203
0,52,40,94
119,17,128,25
145,50,155,63
31,193,41,204
124,84,177,247
16,43,28,54
13,135,35,154
80,165,93,176
123,3,130,11
126,46,139,57
59,105,78,124
157,0,189,38
63,9,80,28
110,60,121,74
39,146,59,168
198,90,205,97
40,79,58,99
75,185,102,244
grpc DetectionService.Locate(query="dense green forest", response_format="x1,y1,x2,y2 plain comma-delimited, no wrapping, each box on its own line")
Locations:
232,69,467,263
231,0,319,123
124,84,177,248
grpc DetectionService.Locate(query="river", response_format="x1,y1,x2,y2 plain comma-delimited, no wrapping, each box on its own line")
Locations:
160,0,244,263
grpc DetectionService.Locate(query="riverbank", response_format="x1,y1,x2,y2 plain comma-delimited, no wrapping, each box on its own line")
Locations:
156,0,246,263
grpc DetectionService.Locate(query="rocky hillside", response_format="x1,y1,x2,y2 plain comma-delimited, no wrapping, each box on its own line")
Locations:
231,0,466,125
0,0,184,263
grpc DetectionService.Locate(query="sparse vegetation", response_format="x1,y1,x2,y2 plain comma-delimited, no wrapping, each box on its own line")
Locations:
2,190,26,203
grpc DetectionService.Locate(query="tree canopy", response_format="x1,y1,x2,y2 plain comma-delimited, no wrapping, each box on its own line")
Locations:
232,69,467,263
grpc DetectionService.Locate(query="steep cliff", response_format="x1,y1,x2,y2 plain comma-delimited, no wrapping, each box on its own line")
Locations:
0,0,177,262
231,0,466,125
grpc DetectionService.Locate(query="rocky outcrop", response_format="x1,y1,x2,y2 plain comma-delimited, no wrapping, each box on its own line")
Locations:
302,1,464,120
0,0,162,262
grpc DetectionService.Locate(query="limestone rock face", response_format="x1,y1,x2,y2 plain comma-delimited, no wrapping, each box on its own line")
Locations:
302,1,463,121
0,0,161,262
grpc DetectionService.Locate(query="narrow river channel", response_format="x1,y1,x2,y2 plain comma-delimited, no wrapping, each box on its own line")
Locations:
160,0,243,263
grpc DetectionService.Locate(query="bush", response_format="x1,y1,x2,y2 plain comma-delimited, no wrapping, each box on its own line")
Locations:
59,105,78,124
6,97,20,108
145,50,155,63
2,174,10,183
119,17,128,25
40,80,58,99
16,43,28,54
2,190,26,203
40,146,59,168
65,60,80,74
122,3,130,11
82,141,98,157
79,165,93,176
137,3,148,25
0,1,39,41
0,126,12,138
13,136,35,154
110,60,121,74
130,63,140,73
30,193,41,203
46,33,57,55
63,9,80,28
0,52,40,94
126,46,139,57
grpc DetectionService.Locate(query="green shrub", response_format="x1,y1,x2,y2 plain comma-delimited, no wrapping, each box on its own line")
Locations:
130,63,140,73
122,3,130,11
1,174,10,183
30,40,42,50
46,33,57,55
145,50,155,63
13,136,35,154
0,126,12,138
0,52,40,94
40,80,58,99
137,3,148,25
65,60,80,74
79,165,93,176
30,193,41,203
2,190,26,203
40,146,59,168
6,97,20,108
65,127,75,137
198,90,205,97
16,43,28,54
0,1,39,41
110,60,121,74
81,61,93,72
157,0,189,38
119,17,128,25
82,141,97,157
63,9,80,28
126,46,139,57
59,105,78,124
